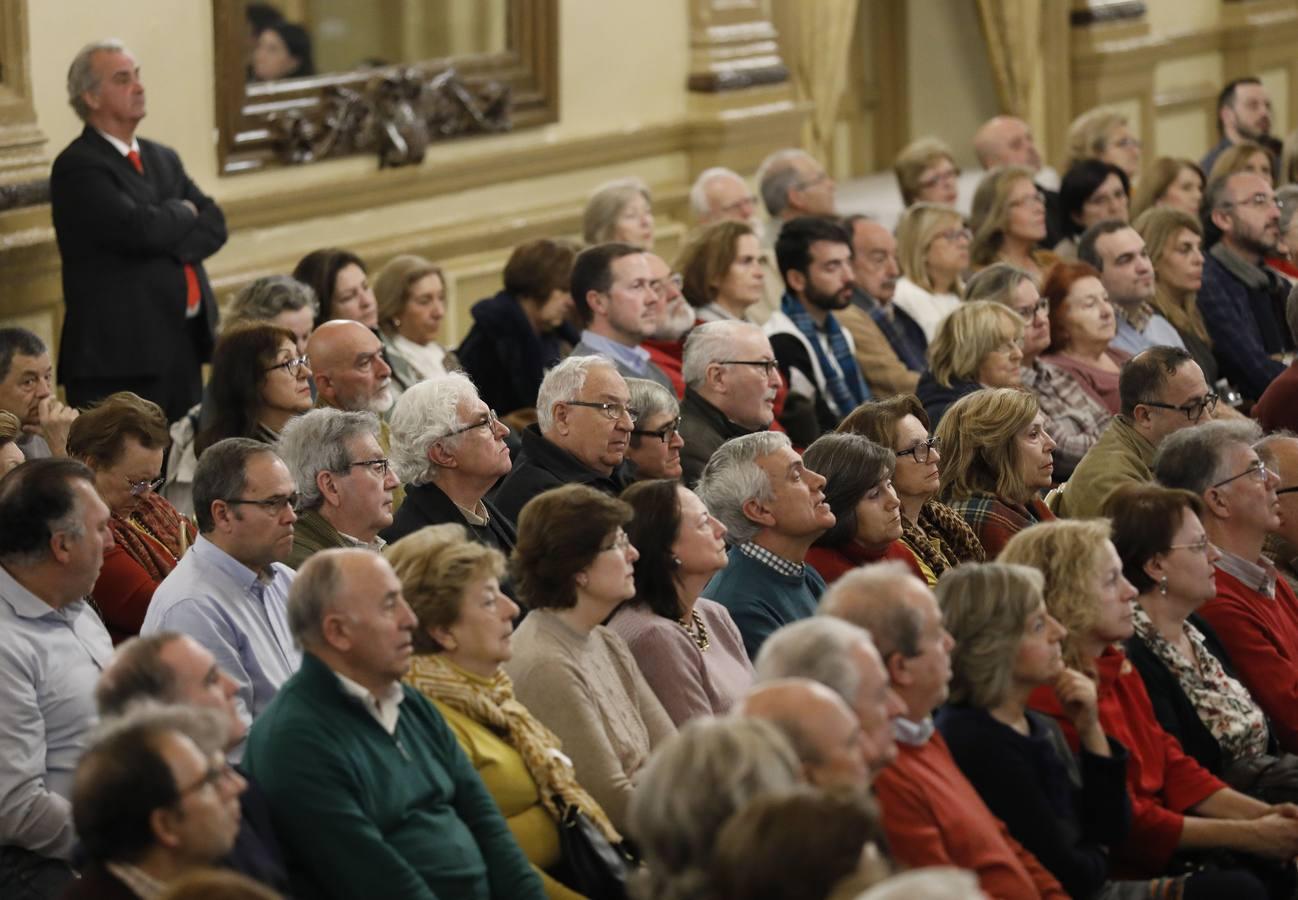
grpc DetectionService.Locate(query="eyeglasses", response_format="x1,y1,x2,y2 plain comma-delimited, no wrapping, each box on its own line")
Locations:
1014,299,1049,320
263,354,310,377
896,435,940,464
719,193,758,216
796,171,831,191
127,475,165,496
600,529,633,553
1112,135,1142,150
1211,459,1275,489
1138,392,1219,423
224,492,300,513
1167,535,1212,555
631,417,682,444
564,400,639,424
992,338,1025,355
442,408,500,439
934,227,973,244
650,274,684,297
1222,192,1281,211
1009,192,1046,209
716,359,779,376
176,758,238,798
1278,486,1298,496
342,457,392,477
918,167,961,190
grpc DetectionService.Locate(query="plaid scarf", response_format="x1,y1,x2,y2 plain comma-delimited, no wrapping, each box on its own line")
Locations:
900,499,986,580
781,293,870,416
110,492,196,584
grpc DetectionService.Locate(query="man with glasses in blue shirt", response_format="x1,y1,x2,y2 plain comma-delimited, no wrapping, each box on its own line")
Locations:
142,438,300,735
276,408,399,569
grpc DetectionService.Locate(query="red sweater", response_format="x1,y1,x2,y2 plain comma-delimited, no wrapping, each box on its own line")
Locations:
805,540,926,585
874,730,1067,899
1197,565,1298,753
642,338,685,399
1029,648,1224,877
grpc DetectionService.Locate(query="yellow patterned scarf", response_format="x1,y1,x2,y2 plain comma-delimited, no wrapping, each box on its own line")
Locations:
405,654,621,844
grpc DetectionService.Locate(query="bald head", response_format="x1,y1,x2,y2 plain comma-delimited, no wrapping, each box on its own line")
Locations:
740,678,869,788
973,115,1041,171
305,320,394,414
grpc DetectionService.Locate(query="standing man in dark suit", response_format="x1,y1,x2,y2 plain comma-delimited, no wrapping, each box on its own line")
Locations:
50,40,227,423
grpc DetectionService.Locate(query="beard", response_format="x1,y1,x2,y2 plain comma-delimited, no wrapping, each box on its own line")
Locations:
1232,215,1280,258
367,384,395,415
804,281,851,312
653,299,695,341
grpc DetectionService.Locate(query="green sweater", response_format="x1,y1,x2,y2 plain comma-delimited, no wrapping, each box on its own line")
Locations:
245,653,544,900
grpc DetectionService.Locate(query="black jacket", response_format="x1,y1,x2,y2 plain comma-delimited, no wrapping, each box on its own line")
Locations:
915,371,981,428
678,387,759,487
50,127,226,383
382,480,516,555
456,290,572,416
489,425,631,525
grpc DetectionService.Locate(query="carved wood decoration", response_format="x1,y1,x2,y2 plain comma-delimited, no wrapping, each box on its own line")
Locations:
212,0,556,175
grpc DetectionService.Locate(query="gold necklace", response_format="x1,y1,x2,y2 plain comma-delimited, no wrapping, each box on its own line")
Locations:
678,610,711,652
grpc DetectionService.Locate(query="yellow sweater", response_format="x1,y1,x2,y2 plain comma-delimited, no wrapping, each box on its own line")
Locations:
431,696,588,900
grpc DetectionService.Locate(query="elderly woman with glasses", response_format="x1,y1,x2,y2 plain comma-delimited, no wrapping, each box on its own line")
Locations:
1005,520,1295,894
383,373,516,554
69,392,196,643
624,378,684,481
891,203,969,342
195,323,313,457
387,523,620,900
507,484,675,832
837,394,984,585
937,388,1057,558
609,479,753,726
894,137,962,208
916,300,1026,426
584,177,654,249
969,167,1057,283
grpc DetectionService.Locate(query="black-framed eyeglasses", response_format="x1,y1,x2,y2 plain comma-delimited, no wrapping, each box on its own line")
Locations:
631,417,682,444
717,359,779,376
263,354,310,377
1221,192,1281,212
1278,486,1298,496
1139,392,1219,423
176,757,237,799
563,400,639,423
1167,535,1212,555
1211,459,1274,489
897,435,940,464
442,408,500,439
342,457,392,477
127,475,165,496
224,492,300,513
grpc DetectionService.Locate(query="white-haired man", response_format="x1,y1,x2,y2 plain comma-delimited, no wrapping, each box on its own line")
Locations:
690,166,761,229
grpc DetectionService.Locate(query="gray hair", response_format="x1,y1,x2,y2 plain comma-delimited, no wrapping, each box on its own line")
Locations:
224,276,319,330
67,39,127,121
626,378,678,449
1154,419,1263,496
695,431,791,544
89,702,229,759
629,716,801,900
583,177,651,246
963,263,1033,308
856,868,983,900
388,372,481,485
754,617,873,710
536,355,615,433
192,438,277,534
689,167,745,220
682,321,764,389
287,548,349,650
757,149,812,218
818,562,925,660
1279,186,1298,237
276,408,380,512
0,327,47,384
1255,429,1298,470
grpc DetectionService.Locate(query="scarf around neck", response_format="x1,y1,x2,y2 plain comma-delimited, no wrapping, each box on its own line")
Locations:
781,293,870,416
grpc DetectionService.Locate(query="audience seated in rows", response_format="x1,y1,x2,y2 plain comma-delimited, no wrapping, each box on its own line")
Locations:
0,328,77,461
245,548,544,899
141,439,300,737
624,378,684,481
583,177,655,249
384,524,619,899
891,203,967,342
937,387,1056,557
915,300,1025,426
1037,259,1128,415
507,485,675,831
373,254,453,390
383,373,516,552
611,479,753,725
696,431,833,658
740,678,872,789
837,394,984,583
277,408,398,568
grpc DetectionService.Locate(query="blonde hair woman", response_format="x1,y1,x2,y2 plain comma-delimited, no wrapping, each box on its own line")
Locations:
936,388,1056,557
1130,157,1205,219
915,300,1025,426
894,137,960,207
584,177,654,248
1003,520,1298,889
1133,207,1218,385
969,166,1056,282
1207,140,1275,187
373,253,453,387
1066,107,1142,180
675,220,765,323
892,203,969,342
387,523,619,900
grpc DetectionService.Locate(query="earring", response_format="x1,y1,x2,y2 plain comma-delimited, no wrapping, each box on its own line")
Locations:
576,573,588,587
1159,575,1168,597
672,556,682,569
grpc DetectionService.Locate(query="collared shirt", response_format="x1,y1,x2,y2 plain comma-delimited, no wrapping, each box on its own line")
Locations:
15,433,51,460
0,563,113,859
105,861,165,899
893,715,936,747
141,536,300,741
335,670,405,735
576,329,654,376
456,499,490,527
336,529,387,554
1215,548,1278,598
1111,306,1186,356
737,540,805,578
94,128,141,158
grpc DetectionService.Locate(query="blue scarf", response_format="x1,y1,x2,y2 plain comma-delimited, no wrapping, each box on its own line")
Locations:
781,293,870,416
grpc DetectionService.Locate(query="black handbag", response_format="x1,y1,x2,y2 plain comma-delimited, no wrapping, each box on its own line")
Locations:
554,802,638,900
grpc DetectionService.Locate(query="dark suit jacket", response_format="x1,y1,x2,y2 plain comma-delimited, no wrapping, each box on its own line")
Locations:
489,425,632,525
381,480,516,554
49,126,227,383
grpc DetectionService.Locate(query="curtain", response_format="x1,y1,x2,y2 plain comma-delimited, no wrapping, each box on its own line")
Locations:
976,0,1046,141
780,0,858,163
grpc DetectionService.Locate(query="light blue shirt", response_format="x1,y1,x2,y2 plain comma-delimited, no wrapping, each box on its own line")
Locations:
141,536,300,743
0,563,113,858
574,330,655,374
1112,311,1187,356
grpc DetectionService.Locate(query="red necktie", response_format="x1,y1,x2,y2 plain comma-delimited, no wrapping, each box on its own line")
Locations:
129,148,201,315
